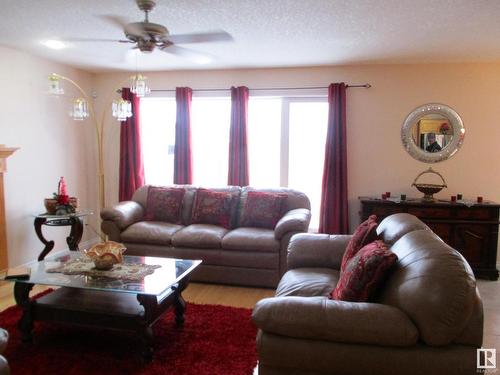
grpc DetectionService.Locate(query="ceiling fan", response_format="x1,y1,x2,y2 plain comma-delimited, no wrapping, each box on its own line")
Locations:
67,0,233,61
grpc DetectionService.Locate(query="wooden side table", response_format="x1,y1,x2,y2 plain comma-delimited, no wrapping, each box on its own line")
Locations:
34,211,93,261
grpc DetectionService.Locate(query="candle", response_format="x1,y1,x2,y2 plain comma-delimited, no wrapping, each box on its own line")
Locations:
477,196,483,203
451,195,457,202
59,176,67,196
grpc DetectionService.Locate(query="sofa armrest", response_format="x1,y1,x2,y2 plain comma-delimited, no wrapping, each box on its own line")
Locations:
0,329,9,375
252,296,418,347
0,356,8,375
287,233,351,270
274,209,311,240
0,329,6,354
100,201,144,230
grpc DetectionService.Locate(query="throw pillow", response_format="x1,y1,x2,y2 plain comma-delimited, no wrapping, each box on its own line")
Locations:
191,189,236,229
240,191,288,229
144,186,185,223
331,240,398,302
340,215,378,272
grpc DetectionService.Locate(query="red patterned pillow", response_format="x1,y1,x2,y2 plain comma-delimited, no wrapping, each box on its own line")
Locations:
191,189,236,229
331,240,398,302
340,215,378,272
144,186,185,223
240,191,287,229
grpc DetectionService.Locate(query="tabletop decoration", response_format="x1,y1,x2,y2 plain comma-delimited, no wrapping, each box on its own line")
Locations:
46,254,161,281
84,241,126,270
412,167,447,202
44,177,78,215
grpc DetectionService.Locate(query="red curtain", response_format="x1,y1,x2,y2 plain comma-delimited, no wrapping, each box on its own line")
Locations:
174,87,193,184
228,86,249,186
119,87,145,201
319,83,349,234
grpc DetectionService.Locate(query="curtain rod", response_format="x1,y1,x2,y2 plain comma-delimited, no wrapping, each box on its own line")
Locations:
144,84,371,93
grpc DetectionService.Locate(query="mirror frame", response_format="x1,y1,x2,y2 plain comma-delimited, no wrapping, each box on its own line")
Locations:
401,103,465,163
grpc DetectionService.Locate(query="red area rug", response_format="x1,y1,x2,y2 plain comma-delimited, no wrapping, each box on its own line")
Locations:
1,292,257,375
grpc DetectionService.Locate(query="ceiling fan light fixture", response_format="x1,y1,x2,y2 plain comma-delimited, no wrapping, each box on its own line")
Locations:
196,56,213,65
130,74,150,97
112,98,132,121
42,39,67,50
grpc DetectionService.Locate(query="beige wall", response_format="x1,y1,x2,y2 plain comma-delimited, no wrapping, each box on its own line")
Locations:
93,63,500,231
0,46,98,267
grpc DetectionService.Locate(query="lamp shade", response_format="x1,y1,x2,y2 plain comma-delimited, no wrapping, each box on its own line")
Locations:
112,98,132,121
70,98,89,120
48,74,64,95
130,74,150,97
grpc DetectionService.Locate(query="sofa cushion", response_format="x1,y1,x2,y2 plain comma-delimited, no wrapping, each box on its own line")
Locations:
191,188,236,229
331,240,397,302
340,214,378,271
240,191,287,229
222,228,280,253
144,186,185,223
172,224,228,249
238,187,311,219
218,250,279,269
276,268,340,298
121,221,183,245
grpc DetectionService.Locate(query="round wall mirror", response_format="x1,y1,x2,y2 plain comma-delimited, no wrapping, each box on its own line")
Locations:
401,103,465,163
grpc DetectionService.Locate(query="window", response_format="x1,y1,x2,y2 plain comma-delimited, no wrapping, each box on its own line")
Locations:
140,97,176,185
247,97,328,231
288,101,328,231
191,97,231,186
248,98,281,187
141,94,328,231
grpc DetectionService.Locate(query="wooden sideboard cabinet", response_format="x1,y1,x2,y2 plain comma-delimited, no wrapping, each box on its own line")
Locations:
360,197,500,280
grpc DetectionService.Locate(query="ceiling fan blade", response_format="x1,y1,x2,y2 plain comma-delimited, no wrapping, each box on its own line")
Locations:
166,30,233,44
98,14,146,38
98,14,129,28
63,37,132,43
160,45,214,64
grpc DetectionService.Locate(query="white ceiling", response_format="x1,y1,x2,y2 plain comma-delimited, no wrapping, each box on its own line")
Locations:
1,0,500,73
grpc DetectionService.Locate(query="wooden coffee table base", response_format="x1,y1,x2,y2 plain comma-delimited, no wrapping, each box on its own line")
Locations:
14,279,189,361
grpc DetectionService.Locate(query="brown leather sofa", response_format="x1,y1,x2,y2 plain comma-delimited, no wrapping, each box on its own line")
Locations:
0,328,9,375
101,185,311,287
252,213,483,375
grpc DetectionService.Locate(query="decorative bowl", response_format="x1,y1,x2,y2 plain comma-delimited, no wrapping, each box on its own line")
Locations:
44,197,78,215
412,168,447,202
84,241,126,270
413,183,445,201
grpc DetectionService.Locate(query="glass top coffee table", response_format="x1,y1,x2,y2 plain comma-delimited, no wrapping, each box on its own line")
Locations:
8,251,201,361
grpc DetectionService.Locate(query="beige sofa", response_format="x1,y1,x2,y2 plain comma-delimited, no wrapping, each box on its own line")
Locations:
252,213,483,375
101,185,311,287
